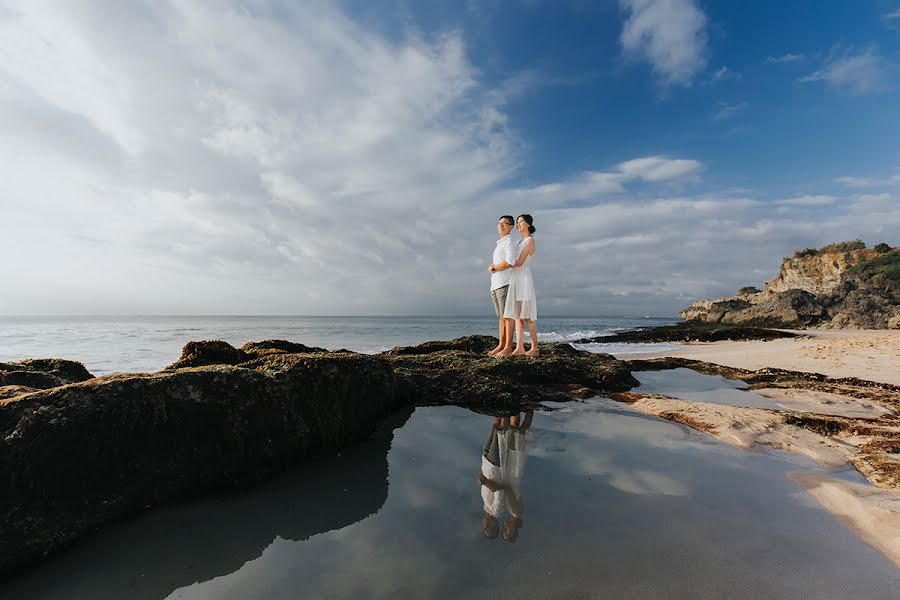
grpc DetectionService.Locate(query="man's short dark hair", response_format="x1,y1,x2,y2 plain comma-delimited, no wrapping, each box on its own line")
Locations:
500,215,514,226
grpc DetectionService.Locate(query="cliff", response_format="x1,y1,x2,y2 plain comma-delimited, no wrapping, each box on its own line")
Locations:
680,243,900,329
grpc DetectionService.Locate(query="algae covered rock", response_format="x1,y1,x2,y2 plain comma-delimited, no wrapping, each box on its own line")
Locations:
241,339,328,357
0,336,637,576
383,335,637,410
0,348,402,577
0,358,94,389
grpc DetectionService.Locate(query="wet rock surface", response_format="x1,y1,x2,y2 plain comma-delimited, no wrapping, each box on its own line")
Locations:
0,336,635,576
572,322,799,343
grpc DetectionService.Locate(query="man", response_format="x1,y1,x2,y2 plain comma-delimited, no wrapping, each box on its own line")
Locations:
488,215,517,357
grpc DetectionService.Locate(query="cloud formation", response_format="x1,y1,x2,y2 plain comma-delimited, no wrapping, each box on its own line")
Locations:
713,101,749,121
619,0,709,86
799,48,890,94
837,168,900,188
0,1,898,317
766,53,805,64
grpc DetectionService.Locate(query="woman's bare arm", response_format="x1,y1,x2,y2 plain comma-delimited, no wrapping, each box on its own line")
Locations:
512,238,535,267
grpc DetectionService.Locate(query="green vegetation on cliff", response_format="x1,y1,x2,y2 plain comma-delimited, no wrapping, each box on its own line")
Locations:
848,249,900,284
793,239,866,258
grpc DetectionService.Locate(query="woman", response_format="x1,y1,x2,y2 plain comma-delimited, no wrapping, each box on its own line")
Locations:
503,214,538,357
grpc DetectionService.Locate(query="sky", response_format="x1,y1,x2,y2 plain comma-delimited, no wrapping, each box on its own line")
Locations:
1,0,899,317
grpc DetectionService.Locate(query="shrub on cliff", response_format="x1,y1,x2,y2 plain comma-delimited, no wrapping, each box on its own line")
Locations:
737,286,761,295
819,239,866,254
792,240,867,259
875,242,892,253
793,247,820,258
847,250,900,285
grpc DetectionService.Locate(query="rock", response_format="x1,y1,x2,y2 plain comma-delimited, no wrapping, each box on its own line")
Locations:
0,349,403,577
681,245,900,329
0,336,636,576
0,386,39,400
240,339,328,357
383,335,637,411
165,340,247,369
571,322,798,344
0,359,94,389
766,248,877,296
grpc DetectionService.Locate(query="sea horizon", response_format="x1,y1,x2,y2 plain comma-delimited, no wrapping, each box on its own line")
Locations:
0,314,683,376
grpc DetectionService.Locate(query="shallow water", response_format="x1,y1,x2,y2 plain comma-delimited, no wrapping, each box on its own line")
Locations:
2,399,897,600
634,368,783,410
0,315,680,375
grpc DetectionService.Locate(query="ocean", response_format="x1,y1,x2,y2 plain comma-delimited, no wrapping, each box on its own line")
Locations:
0,315,683,375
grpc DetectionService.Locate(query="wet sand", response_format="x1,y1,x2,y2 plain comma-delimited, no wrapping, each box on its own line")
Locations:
624,329,900,386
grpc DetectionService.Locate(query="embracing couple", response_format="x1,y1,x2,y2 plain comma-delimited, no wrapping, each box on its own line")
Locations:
488,214,538,357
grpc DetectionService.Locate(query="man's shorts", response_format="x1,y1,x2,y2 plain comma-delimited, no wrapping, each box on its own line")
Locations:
491,285,509,318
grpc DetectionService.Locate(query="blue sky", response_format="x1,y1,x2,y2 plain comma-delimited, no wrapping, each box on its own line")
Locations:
350,0,900,193
0,0,899,316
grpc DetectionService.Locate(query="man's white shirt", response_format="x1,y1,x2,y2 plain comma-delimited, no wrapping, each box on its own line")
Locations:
491,235,518,290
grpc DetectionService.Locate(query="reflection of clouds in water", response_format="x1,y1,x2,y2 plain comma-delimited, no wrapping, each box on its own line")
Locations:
169,520,452,599
154,403,900,600
168,415,473,599
386,407,483,510
528,399,736,497
608,469,689,497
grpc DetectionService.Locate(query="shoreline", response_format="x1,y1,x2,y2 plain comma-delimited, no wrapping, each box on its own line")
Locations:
606,328,900,568
617,329,900,386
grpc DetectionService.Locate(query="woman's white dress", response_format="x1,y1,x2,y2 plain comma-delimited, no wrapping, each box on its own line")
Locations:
503,238,537,321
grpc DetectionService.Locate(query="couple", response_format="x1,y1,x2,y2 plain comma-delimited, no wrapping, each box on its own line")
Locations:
488,214,538,357
477,410,533,543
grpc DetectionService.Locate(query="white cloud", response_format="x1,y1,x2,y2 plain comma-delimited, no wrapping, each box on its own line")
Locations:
766,53,805,64
774,195,837,206
713,101,748,121
0,2,898,318
799,49,890,94
883,8,900,20
0,1,521,315
619,0,709,86
508,156,702,207
836,169,900,188
616,156,702,181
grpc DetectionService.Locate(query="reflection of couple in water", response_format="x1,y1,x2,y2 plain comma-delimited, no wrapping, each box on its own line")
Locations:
477,410,533,543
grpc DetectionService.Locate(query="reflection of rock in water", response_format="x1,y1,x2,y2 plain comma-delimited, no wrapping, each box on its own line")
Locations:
1,336,636,577
0,406,413,600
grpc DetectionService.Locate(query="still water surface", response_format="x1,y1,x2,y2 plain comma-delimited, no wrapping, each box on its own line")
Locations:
2,395,897,599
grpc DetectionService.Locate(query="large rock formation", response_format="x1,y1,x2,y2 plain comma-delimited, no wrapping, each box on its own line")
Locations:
0,337,635,576
680,244,900,329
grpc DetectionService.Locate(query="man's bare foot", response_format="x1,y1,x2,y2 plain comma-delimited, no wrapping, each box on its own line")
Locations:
511,347,526,355
496,349,513,358
525,349,540,357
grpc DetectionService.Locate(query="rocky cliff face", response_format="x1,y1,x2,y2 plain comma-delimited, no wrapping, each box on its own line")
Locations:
765,248,882,296
680,246,900,329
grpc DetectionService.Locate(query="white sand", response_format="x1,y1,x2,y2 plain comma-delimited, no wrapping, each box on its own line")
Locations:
624,329,900,386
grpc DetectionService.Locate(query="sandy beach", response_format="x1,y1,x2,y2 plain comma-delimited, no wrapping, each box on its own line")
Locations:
611,328,900,568
624,329,900,386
